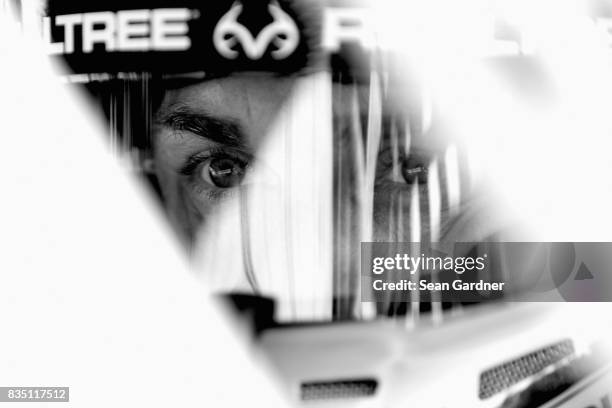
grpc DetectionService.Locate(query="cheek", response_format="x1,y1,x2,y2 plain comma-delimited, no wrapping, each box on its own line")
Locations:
162,178,208,244
151,147,204,243
152,147,178,205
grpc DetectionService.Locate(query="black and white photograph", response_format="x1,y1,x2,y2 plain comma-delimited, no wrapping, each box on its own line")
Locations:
1,0,612,406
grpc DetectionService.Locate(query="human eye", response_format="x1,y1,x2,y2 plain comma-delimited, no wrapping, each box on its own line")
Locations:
399,152,430,185
376,142,432,189
180,147,252,199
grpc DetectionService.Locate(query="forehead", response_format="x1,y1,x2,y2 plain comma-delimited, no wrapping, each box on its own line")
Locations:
159,74,295,129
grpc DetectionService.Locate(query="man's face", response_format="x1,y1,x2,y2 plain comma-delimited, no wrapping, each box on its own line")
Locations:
152,74,478,248
152,74,294,243
150,73,495,316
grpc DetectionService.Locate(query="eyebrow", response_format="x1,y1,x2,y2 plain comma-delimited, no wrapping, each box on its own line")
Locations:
155,105,244,147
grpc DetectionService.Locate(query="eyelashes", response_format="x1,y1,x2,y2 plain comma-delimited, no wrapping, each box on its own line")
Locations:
180,147,252,197
376,146,432,187
180,147,250,175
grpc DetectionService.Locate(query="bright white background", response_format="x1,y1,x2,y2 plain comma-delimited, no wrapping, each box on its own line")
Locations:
0,10,285,408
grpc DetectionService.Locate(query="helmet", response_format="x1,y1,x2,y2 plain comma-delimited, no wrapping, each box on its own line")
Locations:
18,0,612,406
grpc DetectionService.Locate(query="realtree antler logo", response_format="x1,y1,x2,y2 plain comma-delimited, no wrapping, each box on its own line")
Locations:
213,1,300,60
